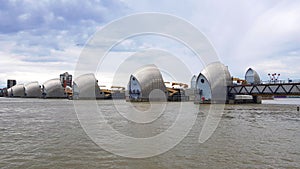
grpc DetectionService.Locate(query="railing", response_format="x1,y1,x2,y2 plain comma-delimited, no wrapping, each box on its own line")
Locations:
261,79,300,84
228,83,300,96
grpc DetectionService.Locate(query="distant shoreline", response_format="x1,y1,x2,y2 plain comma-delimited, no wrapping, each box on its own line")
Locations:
262,98,300,105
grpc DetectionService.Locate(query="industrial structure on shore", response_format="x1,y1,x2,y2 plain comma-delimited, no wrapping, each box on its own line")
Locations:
1,62,300,103
126,64,189,102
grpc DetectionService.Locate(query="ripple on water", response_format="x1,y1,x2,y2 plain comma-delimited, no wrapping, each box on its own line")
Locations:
0,99,299,169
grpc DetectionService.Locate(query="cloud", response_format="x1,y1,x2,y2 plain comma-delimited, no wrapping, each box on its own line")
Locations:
95,48,195,87
0,45,81,86
119,1,251,72
1,0,299,88
0,0,129,33
234,1,300,57
255,53,300,80
231,1,300,79
0,0,130,88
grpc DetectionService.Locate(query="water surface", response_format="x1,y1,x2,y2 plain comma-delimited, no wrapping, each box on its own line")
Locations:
0,98,299,168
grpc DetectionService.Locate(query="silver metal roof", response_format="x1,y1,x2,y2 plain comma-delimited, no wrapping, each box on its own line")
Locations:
11,84,25,97
7,88,12,97
73,73,102,99
42,78,66,98
24,81,41,98
196,62,231,102
190,75,197,89
245,68,260,84
197,62,232,87
129,64,166,99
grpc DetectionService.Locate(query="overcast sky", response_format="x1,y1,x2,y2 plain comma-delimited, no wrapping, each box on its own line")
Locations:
0,0,299,88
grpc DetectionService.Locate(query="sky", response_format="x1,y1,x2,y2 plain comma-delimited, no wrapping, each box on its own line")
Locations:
0,0,300,88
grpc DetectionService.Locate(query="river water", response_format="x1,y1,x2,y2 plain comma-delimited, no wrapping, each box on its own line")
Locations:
0,98,299,169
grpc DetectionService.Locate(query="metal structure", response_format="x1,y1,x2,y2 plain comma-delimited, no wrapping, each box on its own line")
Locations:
127,64,167,101
232,77,247,85
267,73,281,83
10,84,25,97
228,83,300,96
42,78,66,98
72,73,103,99
195,62,232,103
245,68,260,84
7,79,16,89
190,75,197,89
167,88,188,101
165,82,189,101
110,86,125,99
7,88,12,97
228,68,300,103
24,82,42,98
60,72,72,88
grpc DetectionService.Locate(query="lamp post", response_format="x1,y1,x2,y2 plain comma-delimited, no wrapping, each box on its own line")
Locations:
268,73,280,83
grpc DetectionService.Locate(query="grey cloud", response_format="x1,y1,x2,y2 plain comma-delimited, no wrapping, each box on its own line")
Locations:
0,0,129,33
0,0,130,63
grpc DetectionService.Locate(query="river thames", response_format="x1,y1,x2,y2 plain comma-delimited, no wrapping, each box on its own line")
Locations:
0,98,299,168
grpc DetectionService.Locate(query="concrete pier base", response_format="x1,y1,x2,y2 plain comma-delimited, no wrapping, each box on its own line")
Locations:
253,96,262,104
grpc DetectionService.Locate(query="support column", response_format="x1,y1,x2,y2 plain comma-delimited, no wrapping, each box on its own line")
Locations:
253,96,262,104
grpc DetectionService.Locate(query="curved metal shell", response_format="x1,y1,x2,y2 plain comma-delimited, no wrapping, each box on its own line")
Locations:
197,62,232,87
245,68,260,84
24,82,41,98
128,64,167,101
7,88,12,97
42,78,66,98
196,74,212,100
11,84,25,97
196,62,231,103
190,75,197,89
73,73,102,99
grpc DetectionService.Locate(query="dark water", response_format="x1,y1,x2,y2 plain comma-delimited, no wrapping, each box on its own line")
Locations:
0,98,299,169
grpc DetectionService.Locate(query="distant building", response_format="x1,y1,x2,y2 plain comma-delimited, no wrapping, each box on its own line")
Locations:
245,68,260,84
0,88,4,97
60,72,72,88
190,75,197,89
7,79,16,89
7,88,12,97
